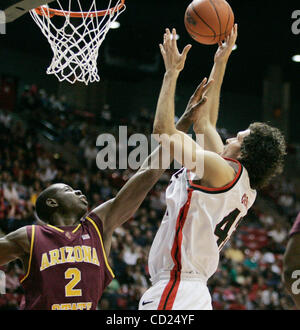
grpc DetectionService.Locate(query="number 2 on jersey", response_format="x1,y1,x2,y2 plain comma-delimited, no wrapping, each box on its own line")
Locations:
65,268,82,297
214,209,242,250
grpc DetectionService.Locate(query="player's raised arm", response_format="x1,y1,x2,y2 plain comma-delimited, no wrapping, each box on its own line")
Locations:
153,28,235,184
192,24,238,154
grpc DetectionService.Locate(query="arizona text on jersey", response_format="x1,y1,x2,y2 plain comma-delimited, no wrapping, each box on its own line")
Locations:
19,213,114,310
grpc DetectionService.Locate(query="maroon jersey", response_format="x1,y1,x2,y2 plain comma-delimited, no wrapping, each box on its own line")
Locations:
19,212,114,310
290,212,300,238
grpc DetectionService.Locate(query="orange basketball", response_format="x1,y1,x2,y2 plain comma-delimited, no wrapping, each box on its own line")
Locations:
184,0,234,45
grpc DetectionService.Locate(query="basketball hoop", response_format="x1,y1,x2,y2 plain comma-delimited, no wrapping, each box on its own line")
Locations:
30,0,126,85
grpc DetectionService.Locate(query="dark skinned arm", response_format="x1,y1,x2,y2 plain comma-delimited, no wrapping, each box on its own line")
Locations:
0,227,30,266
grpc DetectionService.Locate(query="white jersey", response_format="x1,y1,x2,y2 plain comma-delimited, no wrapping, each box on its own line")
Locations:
148,158,257,285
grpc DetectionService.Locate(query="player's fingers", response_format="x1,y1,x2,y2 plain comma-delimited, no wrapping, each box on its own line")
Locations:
234,24,238,39
234,23,238,34
202,79,214,94
231,25,235,36
163,33,166,47
192,96,208,112
226,34,230,44
194,78,207,96
165,28,171,47
199,77,208,92
198,96,208,106
172,28,177,47
201,77,208,88
207,78,215,88
191,78,208,102
229,24,237,43
159,44,166,56
182,44,192,59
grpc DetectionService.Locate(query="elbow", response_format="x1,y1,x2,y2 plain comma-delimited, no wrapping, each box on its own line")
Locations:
137,167,159,183
153,115,177,136
153,123,166,136
152,126,161,136
153,123,176,137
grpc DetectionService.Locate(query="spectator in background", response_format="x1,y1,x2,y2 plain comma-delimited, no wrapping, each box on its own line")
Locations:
224,241,245,263
84,141,98,169
268,222,287,245
3,179,19,204
38,164,57,183
100,179,112,200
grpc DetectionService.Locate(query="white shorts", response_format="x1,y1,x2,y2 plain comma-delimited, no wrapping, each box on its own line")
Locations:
139,277,212,310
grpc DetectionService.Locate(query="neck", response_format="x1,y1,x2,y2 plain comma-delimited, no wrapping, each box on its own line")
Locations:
50,212,79,226
221,149,240,160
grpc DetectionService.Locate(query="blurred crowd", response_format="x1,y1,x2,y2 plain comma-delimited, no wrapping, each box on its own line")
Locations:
0,83,299,310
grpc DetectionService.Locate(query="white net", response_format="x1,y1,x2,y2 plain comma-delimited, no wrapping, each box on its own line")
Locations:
30,0,126,85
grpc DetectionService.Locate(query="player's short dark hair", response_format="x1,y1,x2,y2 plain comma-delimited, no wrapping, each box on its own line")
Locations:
35,186,58,223
239,122,286,190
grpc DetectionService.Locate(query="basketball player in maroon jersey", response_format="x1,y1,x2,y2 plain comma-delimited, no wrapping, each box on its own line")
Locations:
283,212,300,309
0,83,212,310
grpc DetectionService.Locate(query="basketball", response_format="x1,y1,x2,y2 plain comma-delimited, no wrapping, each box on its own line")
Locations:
184,0,234,45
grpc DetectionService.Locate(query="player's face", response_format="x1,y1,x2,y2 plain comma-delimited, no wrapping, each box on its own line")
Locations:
224,129,250,158
53,183,88,217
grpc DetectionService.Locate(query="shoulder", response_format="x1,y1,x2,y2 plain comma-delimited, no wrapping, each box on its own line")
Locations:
199,153,238,189
88,199,115,233
5,226,31,254
187,158,256,196
83,212,114,257
84,212,105,237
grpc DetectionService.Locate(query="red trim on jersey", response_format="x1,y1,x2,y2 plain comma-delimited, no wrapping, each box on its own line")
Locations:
157,190,193,310
188,157,242,192
157,271,180,310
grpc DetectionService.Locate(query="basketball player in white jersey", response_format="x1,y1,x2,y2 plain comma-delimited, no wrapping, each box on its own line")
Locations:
139,25,286,310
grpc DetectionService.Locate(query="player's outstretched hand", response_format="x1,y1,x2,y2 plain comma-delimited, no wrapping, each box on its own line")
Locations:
159,28,192,74
214,23,238,64
183,77,214,122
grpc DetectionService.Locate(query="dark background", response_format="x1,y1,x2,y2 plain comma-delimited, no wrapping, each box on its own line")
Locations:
0,0,299,141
